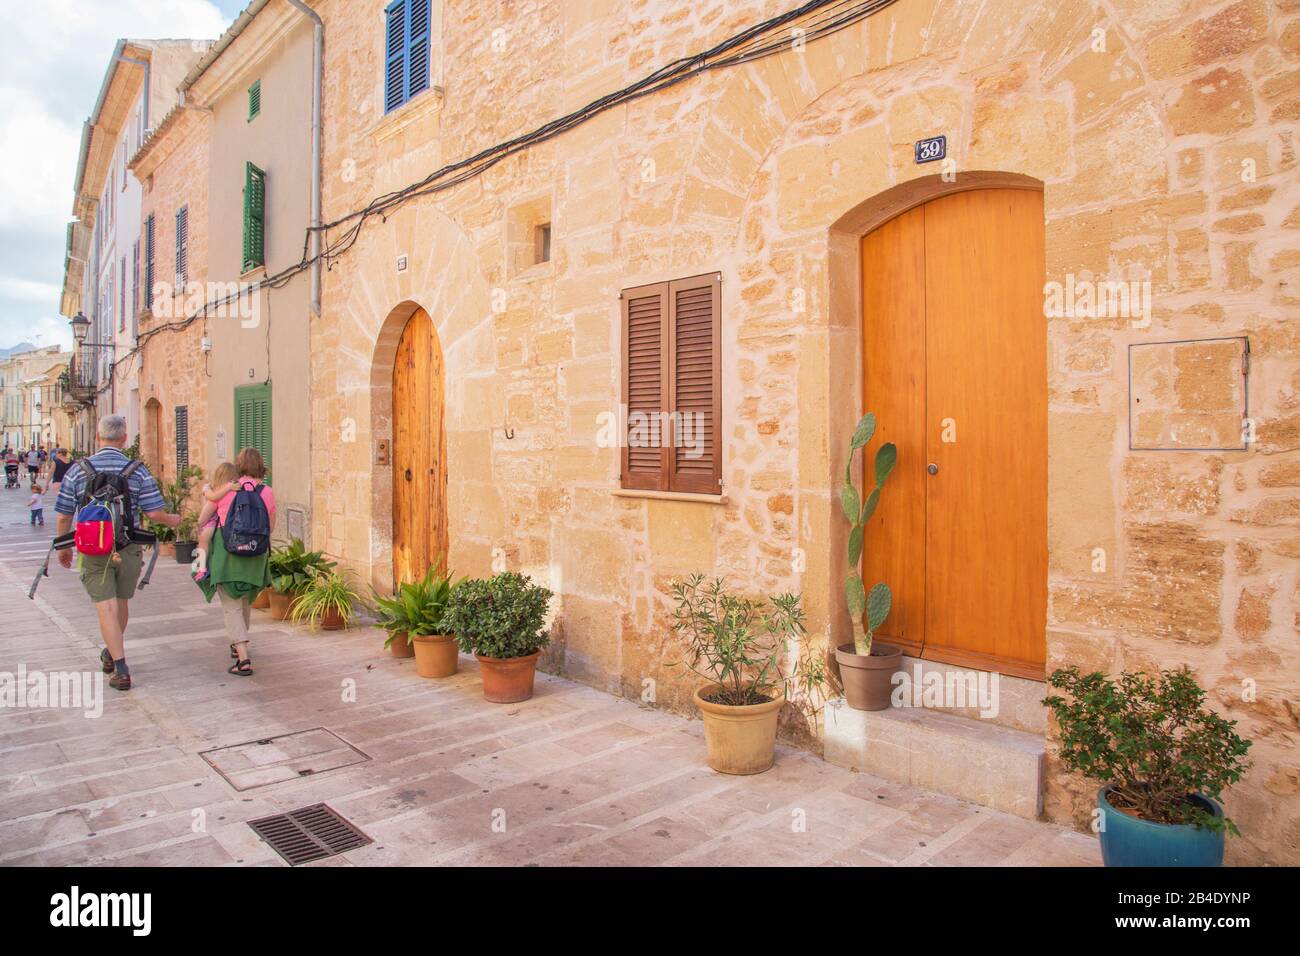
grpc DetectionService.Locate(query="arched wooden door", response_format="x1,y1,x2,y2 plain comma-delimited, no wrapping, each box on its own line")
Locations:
144,399,163,477
392,307,448,586
861,187,1047,679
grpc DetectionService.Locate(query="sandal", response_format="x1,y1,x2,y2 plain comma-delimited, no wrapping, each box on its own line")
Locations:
228,658,253,677
100,648,114,674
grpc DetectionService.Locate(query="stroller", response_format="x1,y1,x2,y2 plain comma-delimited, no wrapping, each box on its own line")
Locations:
4,461,18,489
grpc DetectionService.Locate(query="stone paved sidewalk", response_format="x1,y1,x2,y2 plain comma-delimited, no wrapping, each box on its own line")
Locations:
0,485,1098,867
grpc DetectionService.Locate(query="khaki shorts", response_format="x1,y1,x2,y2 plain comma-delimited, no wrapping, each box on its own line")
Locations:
80,544,144,603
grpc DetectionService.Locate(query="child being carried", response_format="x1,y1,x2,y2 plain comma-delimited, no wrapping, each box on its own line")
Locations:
191,461,238,581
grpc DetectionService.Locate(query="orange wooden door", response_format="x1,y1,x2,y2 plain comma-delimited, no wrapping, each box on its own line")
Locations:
392,307,448,586
861,188,1046,679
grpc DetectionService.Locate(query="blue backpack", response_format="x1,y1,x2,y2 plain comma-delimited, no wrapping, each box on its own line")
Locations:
224,481,271,556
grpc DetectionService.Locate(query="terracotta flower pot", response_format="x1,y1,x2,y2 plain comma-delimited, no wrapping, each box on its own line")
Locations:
834,642,902,711
388,632,415,658
251,588,271,610
475,650,540,703
693,684,784,775
268,589,298,621
319,606,347,631
413,633,458,678
158,541,175,559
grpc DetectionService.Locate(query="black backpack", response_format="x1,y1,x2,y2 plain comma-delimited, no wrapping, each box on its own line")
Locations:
224,481,271,556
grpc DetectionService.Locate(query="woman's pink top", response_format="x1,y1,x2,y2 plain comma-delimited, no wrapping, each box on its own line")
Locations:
217,478,276,528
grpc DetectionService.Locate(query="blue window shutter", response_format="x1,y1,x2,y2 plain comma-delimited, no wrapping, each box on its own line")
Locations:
407,0,431,100
384,0,407,113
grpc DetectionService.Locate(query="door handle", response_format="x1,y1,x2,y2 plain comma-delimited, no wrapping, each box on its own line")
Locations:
927,463,939,475
404,468,412,481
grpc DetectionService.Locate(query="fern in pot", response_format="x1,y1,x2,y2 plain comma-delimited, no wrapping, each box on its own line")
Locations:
1044,667,1252,867
443,572,552,703
374,562,457,675
268,538,334,620
289,568,365,631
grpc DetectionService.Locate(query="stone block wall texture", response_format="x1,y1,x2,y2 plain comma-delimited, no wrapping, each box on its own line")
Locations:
306,0,1300,863
136,107,210,492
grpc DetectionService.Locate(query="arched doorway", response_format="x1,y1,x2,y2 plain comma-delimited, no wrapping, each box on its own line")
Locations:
391,306,448,586
860,186,1047,679
143,398,163,478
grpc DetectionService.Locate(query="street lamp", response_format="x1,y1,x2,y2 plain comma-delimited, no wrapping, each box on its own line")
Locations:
70,312,91,345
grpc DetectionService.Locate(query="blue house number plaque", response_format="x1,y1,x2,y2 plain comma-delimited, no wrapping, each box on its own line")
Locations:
915,135,946,164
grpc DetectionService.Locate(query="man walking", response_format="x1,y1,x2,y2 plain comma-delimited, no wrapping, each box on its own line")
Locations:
54,415,180,691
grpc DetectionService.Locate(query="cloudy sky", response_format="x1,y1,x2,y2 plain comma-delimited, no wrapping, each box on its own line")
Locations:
0,0,246,352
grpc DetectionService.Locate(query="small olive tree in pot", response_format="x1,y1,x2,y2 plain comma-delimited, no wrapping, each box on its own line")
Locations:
443,572,553,703
670,574,827,775
1044,667,1252,867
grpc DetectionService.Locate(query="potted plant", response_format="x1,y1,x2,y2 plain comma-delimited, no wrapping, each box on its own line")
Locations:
252,587,271,610
443,572,552,703
1044,667,1252,867
834,411,902,711
268,538,334,621
669,574,827,775
290,568,365,631
374,563,457,674
146,517,178,558
174,513,199,565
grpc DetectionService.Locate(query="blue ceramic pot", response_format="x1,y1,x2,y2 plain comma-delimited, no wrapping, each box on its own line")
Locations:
1098,785,1225,867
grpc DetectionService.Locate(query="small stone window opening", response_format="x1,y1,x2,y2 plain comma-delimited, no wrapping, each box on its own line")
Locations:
534,223,551,264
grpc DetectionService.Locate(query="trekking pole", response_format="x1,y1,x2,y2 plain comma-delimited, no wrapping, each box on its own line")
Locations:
138,540,160,590
28,542,55,600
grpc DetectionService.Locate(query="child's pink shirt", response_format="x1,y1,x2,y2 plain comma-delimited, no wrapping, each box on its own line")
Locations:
216,478,276,528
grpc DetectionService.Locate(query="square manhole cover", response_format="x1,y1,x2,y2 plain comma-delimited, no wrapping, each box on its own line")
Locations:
200,728,371,791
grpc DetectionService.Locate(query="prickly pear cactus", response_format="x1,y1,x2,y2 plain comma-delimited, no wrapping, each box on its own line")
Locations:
841,412,896,655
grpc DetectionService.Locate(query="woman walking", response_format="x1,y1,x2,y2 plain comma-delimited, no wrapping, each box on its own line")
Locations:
195,447,276,675
49,448,73,500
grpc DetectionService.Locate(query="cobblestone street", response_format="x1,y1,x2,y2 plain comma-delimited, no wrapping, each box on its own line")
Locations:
0,486,1100,867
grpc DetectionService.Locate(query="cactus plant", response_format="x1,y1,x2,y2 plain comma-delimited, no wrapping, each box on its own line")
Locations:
841,412,896,655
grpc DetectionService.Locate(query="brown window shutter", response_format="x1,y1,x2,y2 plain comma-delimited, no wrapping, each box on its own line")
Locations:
621,282,670,490
667,274,721,494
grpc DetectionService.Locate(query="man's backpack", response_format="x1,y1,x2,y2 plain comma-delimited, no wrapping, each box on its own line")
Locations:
74,459,152,555
224,481,271,556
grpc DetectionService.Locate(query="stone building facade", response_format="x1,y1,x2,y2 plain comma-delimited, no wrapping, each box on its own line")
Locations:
271,0,1299,862
131,105,211,485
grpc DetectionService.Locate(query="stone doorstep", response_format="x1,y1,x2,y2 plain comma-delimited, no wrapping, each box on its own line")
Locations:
894,656,1048,735
823,699,1045,821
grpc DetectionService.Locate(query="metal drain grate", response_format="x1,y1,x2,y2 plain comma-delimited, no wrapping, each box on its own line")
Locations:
248,803,371,866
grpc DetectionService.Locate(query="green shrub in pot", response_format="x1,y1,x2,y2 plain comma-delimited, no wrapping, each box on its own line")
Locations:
269,537,334,594
443,572,552,702
1044,666,1252,866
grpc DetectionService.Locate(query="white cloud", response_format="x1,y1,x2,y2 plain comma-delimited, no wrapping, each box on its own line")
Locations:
0,276,63,303
0,87,80,231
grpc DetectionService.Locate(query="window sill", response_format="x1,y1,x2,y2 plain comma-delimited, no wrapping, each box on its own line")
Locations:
612,488,728,505
369,87,445,145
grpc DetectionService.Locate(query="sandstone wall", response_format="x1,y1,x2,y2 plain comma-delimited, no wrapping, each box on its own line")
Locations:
309,0,1300,862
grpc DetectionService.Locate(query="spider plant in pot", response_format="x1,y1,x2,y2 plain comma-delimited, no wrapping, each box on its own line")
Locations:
1044,667,1252,867
443,572,552,703
268,538,335,621
669,575,827,775
173,513,199,565
834,411,902,711
289,568,365,631
374,562,457,675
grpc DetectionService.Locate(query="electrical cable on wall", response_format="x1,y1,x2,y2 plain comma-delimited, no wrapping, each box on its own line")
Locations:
86,0,898,395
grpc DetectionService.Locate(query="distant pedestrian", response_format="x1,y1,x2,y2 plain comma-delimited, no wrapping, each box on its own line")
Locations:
28,483,44,526
55,415,181,692
25,447,39,480
50,448,72,500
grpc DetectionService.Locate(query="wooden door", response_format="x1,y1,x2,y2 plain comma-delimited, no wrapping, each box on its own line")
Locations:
392,307,447,586
861,188,1046,680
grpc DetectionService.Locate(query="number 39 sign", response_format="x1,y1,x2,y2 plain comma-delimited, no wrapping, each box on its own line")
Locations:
914,135,946,164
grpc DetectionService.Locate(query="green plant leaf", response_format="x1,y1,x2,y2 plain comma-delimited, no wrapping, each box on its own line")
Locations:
847,524,863,567
839,483,860,522
850,413,876,451
866,582,891,632
874,441,897,487
844,573,866,619
860,487,880,524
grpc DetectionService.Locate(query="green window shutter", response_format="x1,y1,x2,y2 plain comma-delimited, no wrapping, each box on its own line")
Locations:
248,80,261,120
242,161,266,272
233,382,272,484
